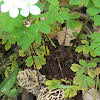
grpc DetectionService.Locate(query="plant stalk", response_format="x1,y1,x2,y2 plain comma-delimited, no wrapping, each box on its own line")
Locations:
70,15,90,50
30,44,41,89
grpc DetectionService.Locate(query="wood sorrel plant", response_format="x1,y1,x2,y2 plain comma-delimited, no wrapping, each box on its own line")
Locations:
0,0,100,99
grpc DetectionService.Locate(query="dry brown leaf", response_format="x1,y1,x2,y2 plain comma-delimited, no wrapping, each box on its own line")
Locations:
82,88,100,100
56,27,81,46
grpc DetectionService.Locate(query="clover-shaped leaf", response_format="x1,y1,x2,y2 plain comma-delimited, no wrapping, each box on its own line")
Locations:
45,79,61,90
71,64,81,72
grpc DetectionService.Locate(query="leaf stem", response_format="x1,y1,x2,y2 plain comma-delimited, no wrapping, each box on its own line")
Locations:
29,44,41,89
43,34,48,56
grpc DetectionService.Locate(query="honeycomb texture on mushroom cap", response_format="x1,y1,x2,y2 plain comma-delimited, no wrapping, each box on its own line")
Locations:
37,87,66,100
17,69,46,96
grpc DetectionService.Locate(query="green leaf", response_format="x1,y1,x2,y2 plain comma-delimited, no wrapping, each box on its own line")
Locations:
48,4,59,13
34,32,42,45
90,58,100,63
81,40,89,45
88,69,96,78
46,79,60,86
89,32,100,41
67,19,82,30
95,67,100,75
5,88,17,97
1,39,7,45
48,85,59,90
4,66,11,78
75,46,83,53
69,0,88,6
71,64,81,72
73,32,78,38
34,56,46,69
0,67,18,94
5,41,11,51
46,13,56,24
79,59,87,67
46,80,53,86
70,0,82,5
86,76,95,88
90,49,96,57
56,12,69,23
87,62,97,68
0,13,23,33
38,21,51,34
83,47,90,55
47,0,59,5
95,47,100,56
69,12,80,19
16,27,35,50
91,42,100,49
61,79,70,84
36,2,44,12
19,50,26,57
93,0,100,8
93,15,100,26
35,46,49,56
76,68,84,75
10,53,17,61
46,79,61,90
87,7,100,16
64,86,80,98
73,75,95,91
25,56,33,67
84,0,90,7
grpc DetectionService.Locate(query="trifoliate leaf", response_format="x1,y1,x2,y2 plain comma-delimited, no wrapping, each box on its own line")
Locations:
34,56,46,69
64,86,80,98
73,75,95,91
